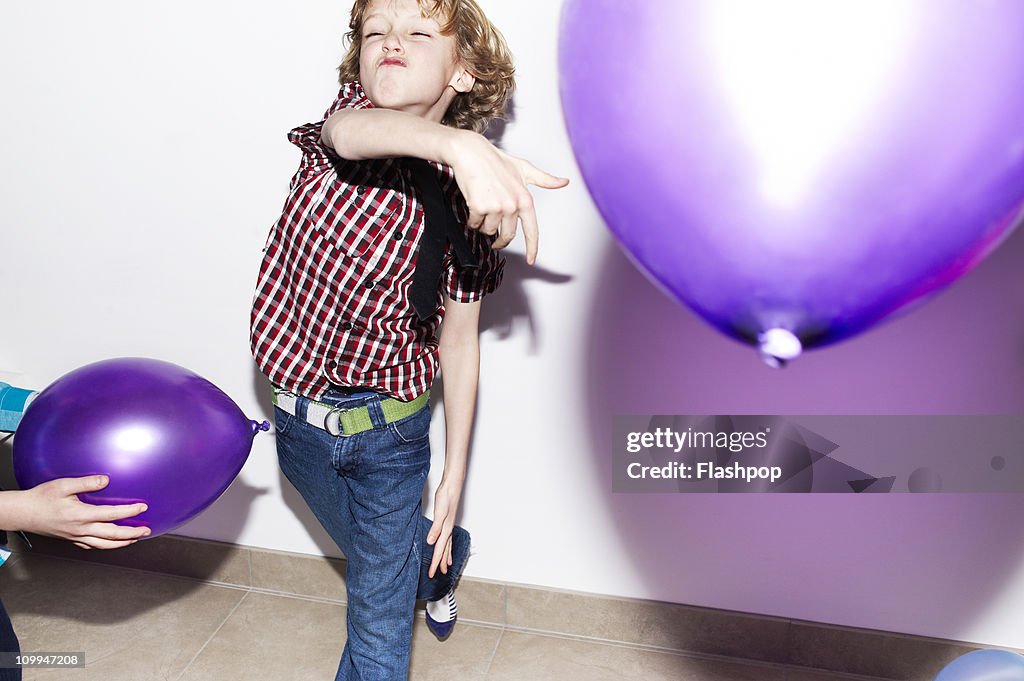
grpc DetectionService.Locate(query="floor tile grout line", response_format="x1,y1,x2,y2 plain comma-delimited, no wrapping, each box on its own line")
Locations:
172,589,252,681
784,618,795,680
481,626,505,680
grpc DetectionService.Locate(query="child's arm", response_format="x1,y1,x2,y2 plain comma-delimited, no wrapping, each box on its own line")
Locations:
428,294,482,578
321,108,568,265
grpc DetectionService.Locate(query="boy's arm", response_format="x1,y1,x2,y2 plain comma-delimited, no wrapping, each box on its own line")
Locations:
321,108,569,265
321,108,454,164
428,294,482,578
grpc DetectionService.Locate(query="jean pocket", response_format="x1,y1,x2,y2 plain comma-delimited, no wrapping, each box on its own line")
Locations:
389,406,430,445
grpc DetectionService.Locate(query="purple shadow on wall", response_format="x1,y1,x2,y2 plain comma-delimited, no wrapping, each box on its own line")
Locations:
582,223,1024,640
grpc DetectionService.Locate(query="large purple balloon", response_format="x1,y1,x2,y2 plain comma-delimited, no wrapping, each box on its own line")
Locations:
14,358,269,537
560,0,1024,365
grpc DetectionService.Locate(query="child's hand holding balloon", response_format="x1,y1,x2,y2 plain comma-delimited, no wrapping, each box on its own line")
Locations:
0,475,149,549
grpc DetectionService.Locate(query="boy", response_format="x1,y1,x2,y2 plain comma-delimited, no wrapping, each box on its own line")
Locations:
249,0,567,679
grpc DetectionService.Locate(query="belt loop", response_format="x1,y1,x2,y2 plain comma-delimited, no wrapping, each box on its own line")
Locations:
294,393,308,422
273,388,306,421
366,397,387,430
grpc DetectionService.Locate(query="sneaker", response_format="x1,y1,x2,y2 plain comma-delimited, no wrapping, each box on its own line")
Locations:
425,586,458,639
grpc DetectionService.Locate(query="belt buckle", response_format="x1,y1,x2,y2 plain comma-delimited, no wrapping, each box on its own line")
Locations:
324,406,350,437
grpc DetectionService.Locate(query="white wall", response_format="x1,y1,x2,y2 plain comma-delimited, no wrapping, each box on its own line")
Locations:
3,0,1024,652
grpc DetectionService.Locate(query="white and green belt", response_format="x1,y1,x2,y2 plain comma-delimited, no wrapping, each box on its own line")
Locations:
271,388,429,437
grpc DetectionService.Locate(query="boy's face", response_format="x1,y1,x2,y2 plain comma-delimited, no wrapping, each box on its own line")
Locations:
358,0,474,121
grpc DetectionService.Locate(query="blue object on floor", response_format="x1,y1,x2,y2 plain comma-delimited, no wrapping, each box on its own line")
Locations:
933,649,1024,681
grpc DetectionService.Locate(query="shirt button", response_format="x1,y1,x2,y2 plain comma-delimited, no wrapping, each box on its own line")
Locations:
364,279,375,288
343,322,353,330
355,187,365,196
327,360,338,369
393,230,404,240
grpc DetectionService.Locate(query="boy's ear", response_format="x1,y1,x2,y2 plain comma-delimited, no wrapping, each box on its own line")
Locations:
450,66,476,94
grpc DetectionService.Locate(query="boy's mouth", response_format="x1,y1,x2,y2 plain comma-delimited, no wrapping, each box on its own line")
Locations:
380,58,407,67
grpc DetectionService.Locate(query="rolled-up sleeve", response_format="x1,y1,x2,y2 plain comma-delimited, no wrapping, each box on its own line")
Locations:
443,228,505,303
287,81,375,182
0,382,38,432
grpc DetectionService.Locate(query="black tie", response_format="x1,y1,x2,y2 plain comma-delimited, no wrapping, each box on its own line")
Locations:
404,158,478,320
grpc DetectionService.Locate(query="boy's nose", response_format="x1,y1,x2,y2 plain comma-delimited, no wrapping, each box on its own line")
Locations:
382,32,403,52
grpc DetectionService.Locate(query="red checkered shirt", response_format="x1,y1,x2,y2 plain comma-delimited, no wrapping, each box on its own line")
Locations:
250,81,504,401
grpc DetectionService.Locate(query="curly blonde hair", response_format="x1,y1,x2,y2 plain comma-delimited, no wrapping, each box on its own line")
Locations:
338,0,515,132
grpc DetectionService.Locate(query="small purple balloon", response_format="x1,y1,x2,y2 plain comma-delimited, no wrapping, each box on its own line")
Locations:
14,358,269,537
559,0,1024,366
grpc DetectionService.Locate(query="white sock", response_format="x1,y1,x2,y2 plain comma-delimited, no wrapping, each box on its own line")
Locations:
426,587,457,623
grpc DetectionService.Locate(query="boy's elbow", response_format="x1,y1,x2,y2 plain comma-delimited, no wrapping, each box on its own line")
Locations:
319,125,334,152
320,111,366,160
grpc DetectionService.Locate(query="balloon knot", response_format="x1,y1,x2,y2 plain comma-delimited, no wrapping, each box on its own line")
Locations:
251,420,271,434
757,328,803,368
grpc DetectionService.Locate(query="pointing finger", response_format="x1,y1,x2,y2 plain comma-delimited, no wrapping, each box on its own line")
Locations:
519,203,540,265
524,163,570,190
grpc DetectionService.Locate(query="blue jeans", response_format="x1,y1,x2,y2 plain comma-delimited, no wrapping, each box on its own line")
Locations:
274,389,470,681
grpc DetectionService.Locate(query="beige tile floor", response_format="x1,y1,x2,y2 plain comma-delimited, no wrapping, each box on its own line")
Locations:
0,552,863,681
